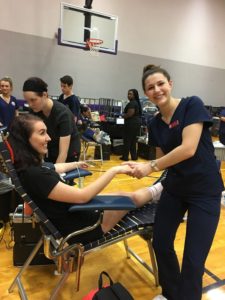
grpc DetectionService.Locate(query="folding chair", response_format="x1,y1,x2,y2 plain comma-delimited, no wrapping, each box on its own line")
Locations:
0,131,166,299
81,135,103,164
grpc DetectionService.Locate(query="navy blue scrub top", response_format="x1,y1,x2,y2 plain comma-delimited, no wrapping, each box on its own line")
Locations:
148,96,224,197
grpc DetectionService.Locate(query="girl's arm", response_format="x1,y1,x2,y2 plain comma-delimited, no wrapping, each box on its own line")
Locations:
48,165,132,204
54,161,88,173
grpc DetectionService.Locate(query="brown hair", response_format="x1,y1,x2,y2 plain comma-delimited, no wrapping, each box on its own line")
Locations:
142,64,171,91
8,114,43,171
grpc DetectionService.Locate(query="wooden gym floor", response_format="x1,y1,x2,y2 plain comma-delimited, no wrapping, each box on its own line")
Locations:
0,153,225,300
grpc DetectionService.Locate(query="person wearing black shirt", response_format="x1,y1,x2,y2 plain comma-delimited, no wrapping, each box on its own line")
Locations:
23,77,81,163
120,89,142,161
8,114,133,243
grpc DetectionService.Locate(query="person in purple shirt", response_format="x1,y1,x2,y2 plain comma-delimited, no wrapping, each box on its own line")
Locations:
0,77,19,129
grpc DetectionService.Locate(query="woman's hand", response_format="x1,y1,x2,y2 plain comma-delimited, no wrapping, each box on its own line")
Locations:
133,162,152,179
122,162,152,179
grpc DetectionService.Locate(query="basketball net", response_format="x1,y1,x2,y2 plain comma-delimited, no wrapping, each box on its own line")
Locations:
84,27,103,56
86,38,103,56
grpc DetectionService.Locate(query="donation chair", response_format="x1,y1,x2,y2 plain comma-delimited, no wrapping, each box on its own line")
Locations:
0,133,165,300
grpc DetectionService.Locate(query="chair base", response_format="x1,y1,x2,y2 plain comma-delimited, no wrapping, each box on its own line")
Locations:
82,138,103,164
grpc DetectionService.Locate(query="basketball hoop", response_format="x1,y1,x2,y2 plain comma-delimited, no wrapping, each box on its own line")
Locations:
86,38,103,56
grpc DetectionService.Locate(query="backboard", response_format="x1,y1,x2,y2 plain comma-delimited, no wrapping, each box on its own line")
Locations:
58,2,118,55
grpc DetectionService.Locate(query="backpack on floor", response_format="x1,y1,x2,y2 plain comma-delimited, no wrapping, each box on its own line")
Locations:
83,271,134,300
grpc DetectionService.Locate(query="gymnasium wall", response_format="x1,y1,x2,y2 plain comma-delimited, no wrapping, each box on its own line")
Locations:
0,0,225,105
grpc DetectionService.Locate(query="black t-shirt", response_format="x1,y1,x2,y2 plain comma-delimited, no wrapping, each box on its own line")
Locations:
33,101,80,162
19,165,103,244
124,100,141,126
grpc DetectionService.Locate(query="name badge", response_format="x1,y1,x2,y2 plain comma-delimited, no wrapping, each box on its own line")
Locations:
169,120,179,129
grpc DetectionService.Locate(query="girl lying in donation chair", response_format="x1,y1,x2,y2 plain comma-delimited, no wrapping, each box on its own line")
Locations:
1,114,164,299
8,114,163,245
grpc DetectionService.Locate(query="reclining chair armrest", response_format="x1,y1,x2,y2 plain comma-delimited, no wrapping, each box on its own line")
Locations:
42,162,92,183
63,168,92,181
68,195,136,212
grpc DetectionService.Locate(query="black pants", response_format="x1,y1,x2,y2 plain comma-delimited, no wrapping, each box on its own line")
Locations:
122,123,140,160
153,190,220,300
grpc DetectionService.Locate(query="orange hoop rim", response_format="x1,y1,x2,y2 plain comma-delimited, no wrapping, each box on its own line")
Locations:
86,38,103,48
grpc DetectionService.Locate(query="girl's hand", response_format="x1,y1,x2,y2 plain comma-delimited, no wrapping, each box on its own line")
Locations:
120,161,140,168
112,165,133,175
131,162,152,179
77,161,89,168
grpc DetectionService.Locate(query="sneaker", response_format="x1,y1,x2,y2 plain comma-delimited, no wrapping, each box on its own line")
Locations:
152,295,167,300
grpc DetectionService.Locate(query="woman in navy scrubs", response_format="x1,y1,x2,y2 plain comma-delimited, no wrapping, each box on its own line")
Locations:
0,77,19,129
126,65,224,300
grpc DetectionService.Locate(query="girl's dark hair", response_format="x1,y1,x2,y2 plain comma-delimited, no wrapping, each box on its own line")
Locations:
128,89,142,116
142,64,171,91
23,77,48,97
8,114,43,172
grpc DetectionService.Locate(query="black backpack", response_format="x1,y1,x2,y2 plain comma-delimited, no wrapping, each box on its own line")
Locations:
93,271,134,300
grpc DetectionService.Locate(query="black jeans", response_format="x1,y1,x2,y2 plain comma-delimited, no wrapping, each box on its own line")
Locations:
122,123,140,160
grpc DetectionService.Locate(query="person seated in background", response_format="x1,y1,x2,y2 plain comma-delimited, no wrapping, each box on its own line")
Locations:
80,104,111,145
22,77,81,163
219,107,225,145
8,114,162,244
58,75,82,125
80,104,93,126
0,77,19,129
